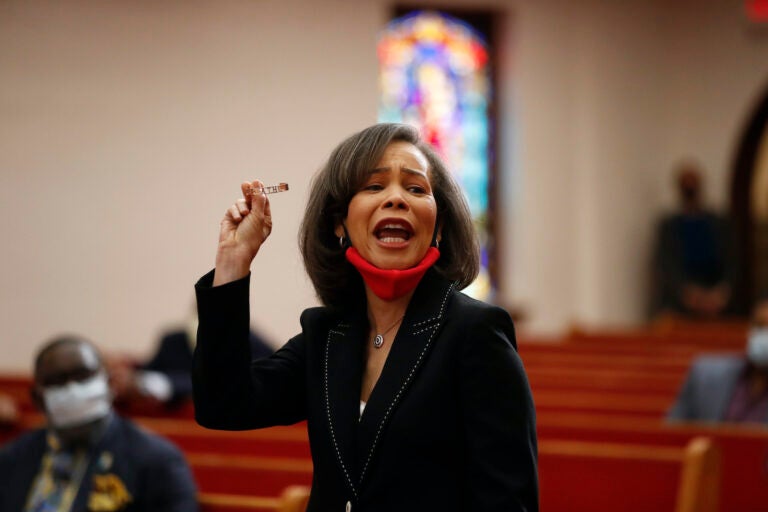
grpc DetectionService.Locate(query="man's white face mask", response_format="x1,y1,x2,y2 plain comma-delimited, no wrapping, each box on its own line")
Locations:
746,327,768,367
42,373,111,428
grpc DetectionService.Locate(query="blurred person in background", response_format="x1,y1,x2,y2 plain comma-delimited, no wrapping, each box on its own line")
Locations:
110,308,273,409
668,297,768,424
0,393,19,428
0,334,198,511
650,161,736,318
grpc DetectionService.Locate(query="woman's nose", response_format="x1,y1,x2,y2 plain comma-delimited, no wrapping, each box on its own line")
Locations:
382,187,409,210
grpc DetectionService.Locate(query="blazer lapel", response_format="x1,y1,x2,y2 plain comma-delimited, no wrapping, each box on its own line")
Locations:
323,317,366,500
356,270,455,488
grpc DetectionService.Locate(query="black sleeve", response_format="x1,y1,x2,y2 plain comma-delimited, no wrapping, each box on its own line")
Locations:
192,270,307,430
459,306,539,511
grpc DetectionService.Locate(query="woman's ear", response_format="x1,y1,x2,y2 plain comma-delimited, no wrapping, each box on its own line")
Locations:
334,224,345,239
431,218,442,247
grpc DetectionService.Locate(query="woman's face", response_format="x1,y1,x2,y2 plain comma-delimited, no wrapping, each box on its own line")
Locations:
338,141,439,270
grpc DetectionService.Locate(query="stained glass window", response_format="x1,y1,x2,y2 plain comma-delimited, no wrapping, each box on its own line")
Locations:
378,10,494,299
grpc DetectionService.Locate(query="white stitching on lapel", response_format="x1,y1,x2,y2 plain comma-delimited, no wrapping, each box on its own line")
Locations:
324,326,358,499
357,282,455,486
410,320,440,336
411,316,437,328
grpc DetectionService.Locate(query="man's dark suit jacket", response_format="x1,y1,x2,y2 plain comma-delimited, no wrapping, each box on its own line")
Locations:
650,211,735,315
193,268,538,511
0,414,198,511
144,327,273,404
668,355,768,423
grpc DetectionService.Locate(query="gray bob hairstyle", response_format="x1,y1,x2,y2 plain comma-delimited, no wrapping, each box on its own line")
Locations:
299,123,480,308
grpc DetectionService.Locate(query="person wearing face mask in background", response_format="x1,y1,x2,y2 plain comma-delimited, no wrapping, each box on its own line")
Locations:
649,161,737,318
0,335,199,511
667,298,768,424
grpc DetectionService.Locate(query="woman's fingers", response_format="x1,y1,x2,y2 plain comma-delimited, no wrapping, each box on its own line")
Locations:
221,179,272,247
236,198,249,217
241,181,255,204
227,204,242,222
247,180,268,212
262,191,272,218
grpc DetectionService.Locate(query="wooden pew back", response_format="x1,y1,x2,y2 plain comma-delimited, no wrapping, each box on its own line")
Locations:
199,486,310,512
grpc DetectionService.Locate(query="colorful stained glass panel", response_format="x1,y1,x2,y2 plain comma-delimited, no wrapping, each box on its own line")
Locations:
378,10,493,299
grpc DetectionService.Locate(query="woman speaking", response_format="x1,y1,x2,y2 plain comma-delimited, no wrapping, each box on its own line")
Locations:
192,123,538,511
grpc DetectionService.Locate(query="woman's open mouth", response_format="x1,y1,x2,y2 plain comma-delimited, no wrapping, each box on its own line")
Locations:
374,220,414,244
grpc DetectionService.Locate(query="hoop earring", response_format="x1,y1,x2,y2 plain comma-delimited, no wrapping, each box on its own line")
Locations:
339,236,346,249
436,239,440,249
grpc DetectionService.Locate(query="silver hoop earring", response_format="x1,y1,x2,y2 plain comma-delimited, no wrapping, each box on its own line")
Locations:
339,236,345,249
436,239,440,249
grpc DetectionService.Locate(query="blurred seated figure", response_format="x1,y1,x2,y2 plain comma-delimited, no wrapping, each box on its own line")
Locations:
650,161,735,318
0,393,19,427
110,312,273,408
668,298,768,424
0,334,198,511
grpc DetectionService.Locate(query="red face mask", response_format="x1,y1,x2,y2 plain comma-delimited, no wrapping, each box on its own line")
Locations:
345,246,440,301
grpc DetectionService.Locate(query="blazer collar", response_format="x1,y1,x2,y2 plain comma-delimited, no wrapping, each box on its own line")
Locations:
323,269,456,496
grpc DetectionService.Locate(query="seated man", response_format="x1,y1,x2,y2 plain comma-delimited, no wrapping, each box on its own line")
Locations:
110,314,273,408
668,298,768,424
0,335,199,511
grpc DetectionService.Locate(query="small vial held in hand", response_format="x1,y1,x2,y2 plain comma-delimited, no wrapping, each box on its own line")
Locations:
251,182,289,195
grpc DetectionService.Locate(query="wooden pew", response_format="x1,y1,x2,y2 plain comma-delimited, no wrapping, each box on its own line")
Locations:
526,366,684,394
537,411,768,512
0,374,34,415
140,414,758,512
519,339,704,357
188,453,313,496
539,437,718,512
566,322,748,349
521,351,695,371
183,437,716,512
199,486,310,512
140,417,311,458
533,389,673,417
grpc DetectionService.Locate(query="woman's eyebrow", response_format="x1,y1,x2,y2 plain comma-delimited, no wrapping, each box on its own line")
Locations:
369,166,428,178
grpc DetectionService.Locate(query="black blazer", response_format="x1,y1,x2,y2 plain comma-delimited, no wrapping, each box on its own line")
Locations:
193,269,538,511
0,414,198,512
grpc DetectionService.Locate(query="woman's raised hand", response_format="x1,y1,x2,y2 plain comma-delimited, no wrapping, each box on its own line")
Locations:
213,180,273,285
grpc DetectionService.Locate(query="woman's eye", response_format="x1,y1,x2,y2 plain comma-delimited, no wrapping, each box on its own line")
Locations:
364,183,384,191
408,185,426,194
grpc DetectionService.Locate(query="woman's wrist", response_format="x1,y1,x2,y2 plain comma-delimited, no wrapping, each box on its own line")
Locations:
213,245,255,286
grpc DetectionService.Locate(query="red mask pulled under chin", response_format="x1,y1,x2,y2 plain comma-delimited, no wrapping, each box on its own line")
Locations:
345,247,440,301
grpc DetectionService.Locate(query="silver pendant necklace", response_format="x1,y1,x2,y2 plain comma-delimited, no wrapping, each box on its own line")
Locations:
372,315,404,349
